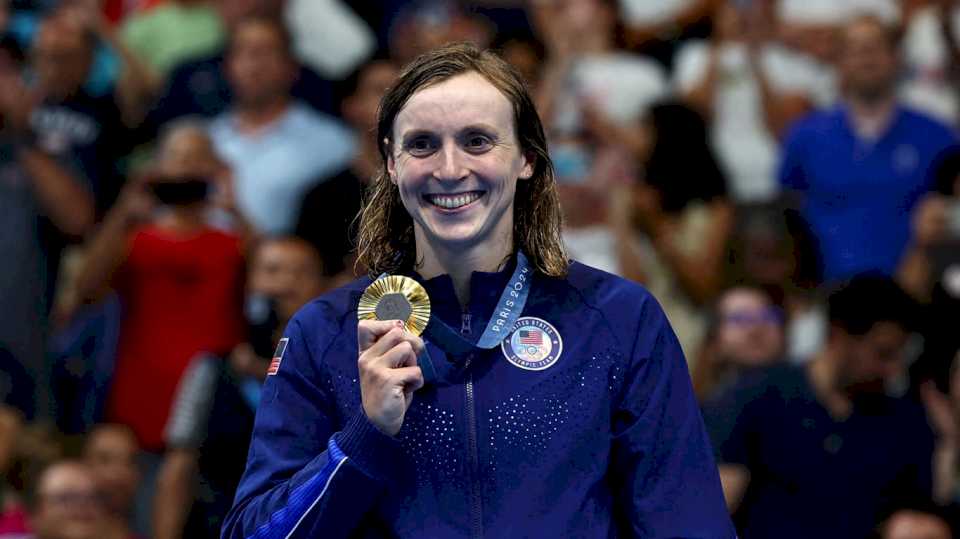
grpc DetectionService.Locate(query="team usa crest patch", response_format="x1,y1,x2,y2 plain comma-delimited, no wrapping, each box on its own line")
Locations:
267,338,289,376
501,317,563,371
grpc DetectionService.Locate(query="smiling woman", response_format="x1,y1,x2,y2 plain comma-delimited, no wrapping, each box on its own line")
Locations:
222,42,734,539
358,44,566,294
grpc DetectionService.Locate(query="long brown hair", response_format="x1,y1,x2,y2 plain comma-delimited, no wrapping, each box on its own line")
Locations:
355,42,567,278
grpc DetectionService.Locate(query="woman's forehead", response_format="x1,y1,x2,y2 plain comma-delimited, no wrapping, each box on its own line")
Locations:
394,72,514,135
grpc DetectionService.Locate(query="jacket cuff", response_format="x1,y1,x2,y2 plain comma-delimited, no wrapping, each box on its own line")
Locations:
333,411,403,482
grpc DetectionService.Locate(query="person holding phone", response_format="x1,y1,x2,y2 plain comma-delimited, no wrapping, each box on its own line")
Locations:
222,43,732,538
900,148,960,398
75,122,246,456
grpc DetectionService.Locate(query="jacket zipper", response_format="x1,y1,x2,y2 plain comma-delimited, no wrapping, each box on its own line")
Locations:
462,311,483,539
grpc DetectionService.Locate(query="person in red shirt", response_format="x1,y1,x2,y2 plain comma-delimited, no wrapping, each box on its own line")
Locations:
76,122,247,452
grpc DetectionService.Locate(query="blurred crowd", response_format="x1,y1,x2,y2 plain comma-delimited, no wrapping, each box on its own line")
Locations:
0,0,959,538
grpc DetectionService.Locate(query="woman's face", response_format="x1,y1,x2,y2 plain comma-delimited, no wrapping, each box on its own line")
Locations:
388,72,532,255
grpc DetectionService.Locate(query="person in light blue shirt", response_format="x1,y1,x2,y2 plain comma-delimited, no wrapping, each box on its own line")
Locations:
779,15,957,284
208,16,354,235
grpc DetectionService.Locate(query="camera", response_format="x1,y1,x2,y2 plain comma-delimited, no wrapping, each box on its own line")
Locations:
948,201,960,238
148,175,210,206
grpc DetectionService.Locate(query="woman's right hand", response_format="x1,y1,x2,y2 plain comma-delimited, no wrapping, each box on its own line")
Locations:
357,320,425,436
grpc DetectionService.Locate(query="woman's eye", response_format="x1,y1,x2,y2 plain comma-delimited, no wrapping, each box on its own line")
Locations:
465,135,493,152
406,138,435,156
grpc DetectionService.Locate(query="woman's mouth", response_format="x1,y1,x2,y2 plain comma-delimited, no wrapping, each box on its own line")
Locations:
424,191,484,210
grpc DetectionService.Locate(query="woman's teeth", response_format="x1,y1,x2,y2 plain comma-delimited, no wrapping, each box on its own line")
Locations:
427,192,482,209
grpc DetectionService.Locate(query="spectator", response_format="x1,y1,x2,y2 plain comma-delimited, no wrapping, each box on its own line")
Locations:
46,0,178,128
81,425,141,539
901,0,960,124
120,0,226,77
899,144,960,391
0,364,26,534
675,0,816,202
780,15,958,284
3,0,125,100
0,347,34,533
28,12,130,211
296,59,399,280
610,101,733,359
725,202,825,361
145,0,336,130
75,122,247,455
0,31,95,418
0,425,63,536
617,0,714,69
387,1,494,66
532,0,668,278
692,285,786,401
703,275,934,538
208,15,355,235
13,461,107,539
881,508,953,539
921,351,960,511
534,0,667,170
775,0,846,87
153,236,325,539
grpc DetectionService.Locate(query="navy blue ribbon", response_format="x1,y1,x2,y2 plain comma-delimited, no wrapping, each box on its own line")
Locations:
423,251,532,358
384,252,532,386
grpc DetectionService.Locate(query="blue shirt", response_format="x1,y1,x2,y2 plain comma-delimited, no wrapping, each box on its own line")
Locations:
779,105,957,282
703,364,934,539
222,260,734,538
208,102,355,234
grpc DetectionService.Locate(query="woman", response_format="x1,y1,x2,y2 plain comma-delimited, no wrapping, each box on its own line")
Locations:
76,123,247,453
611,101,734,361
222,43,732,538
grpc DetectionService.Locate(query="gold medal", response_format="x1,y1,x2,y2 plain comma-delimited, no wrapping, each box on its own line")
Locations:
357,275,431,336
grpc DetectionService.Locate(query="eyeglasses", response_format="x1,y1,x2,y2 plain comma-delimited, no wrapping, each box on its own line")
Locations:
721,308,784,326
40,491,104,507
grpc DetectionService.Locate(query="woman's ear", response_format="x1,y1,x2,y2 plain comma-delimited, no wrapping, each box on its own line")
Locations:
519,151,535,180
385,137,398,184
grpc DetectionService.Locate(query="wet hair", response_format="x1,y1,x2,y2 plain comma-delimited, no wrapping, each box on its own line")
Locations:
356,42,567,277
828,274,917,336
642,101,728,214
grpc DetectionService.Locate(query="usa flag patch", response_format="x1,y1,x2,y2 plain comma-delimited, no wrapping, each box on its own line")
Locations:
267,338,289,376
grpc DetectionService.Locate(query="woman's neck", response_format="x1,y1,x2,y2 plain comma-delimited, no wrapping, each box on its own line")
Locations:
415,234,513,307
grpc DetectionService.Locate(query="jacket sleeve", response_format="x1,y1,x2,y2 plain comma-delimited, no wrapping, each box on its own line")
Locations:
609,297,736,539
221,314,404,539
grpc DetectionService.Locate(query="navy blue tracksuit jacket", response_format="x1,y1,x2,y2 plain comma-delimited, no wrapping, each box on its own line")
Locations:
221,260,734,538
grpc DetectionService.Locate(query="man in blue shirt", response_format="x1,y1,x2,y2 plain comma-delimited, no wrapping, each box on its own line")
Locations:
779,15,957,284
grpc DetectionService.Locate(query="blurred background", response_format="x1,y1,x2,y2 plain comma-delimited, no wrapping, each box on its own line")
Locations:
0,0,959,538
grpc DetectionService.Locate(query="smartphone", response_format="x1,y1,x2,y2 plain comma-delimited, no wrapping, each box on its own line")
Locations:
149,176,210,206
947,201,960,238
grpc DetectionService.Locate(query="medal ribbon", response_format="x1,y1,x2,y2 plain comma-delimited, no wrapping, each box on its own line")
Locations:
422,251,532,358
